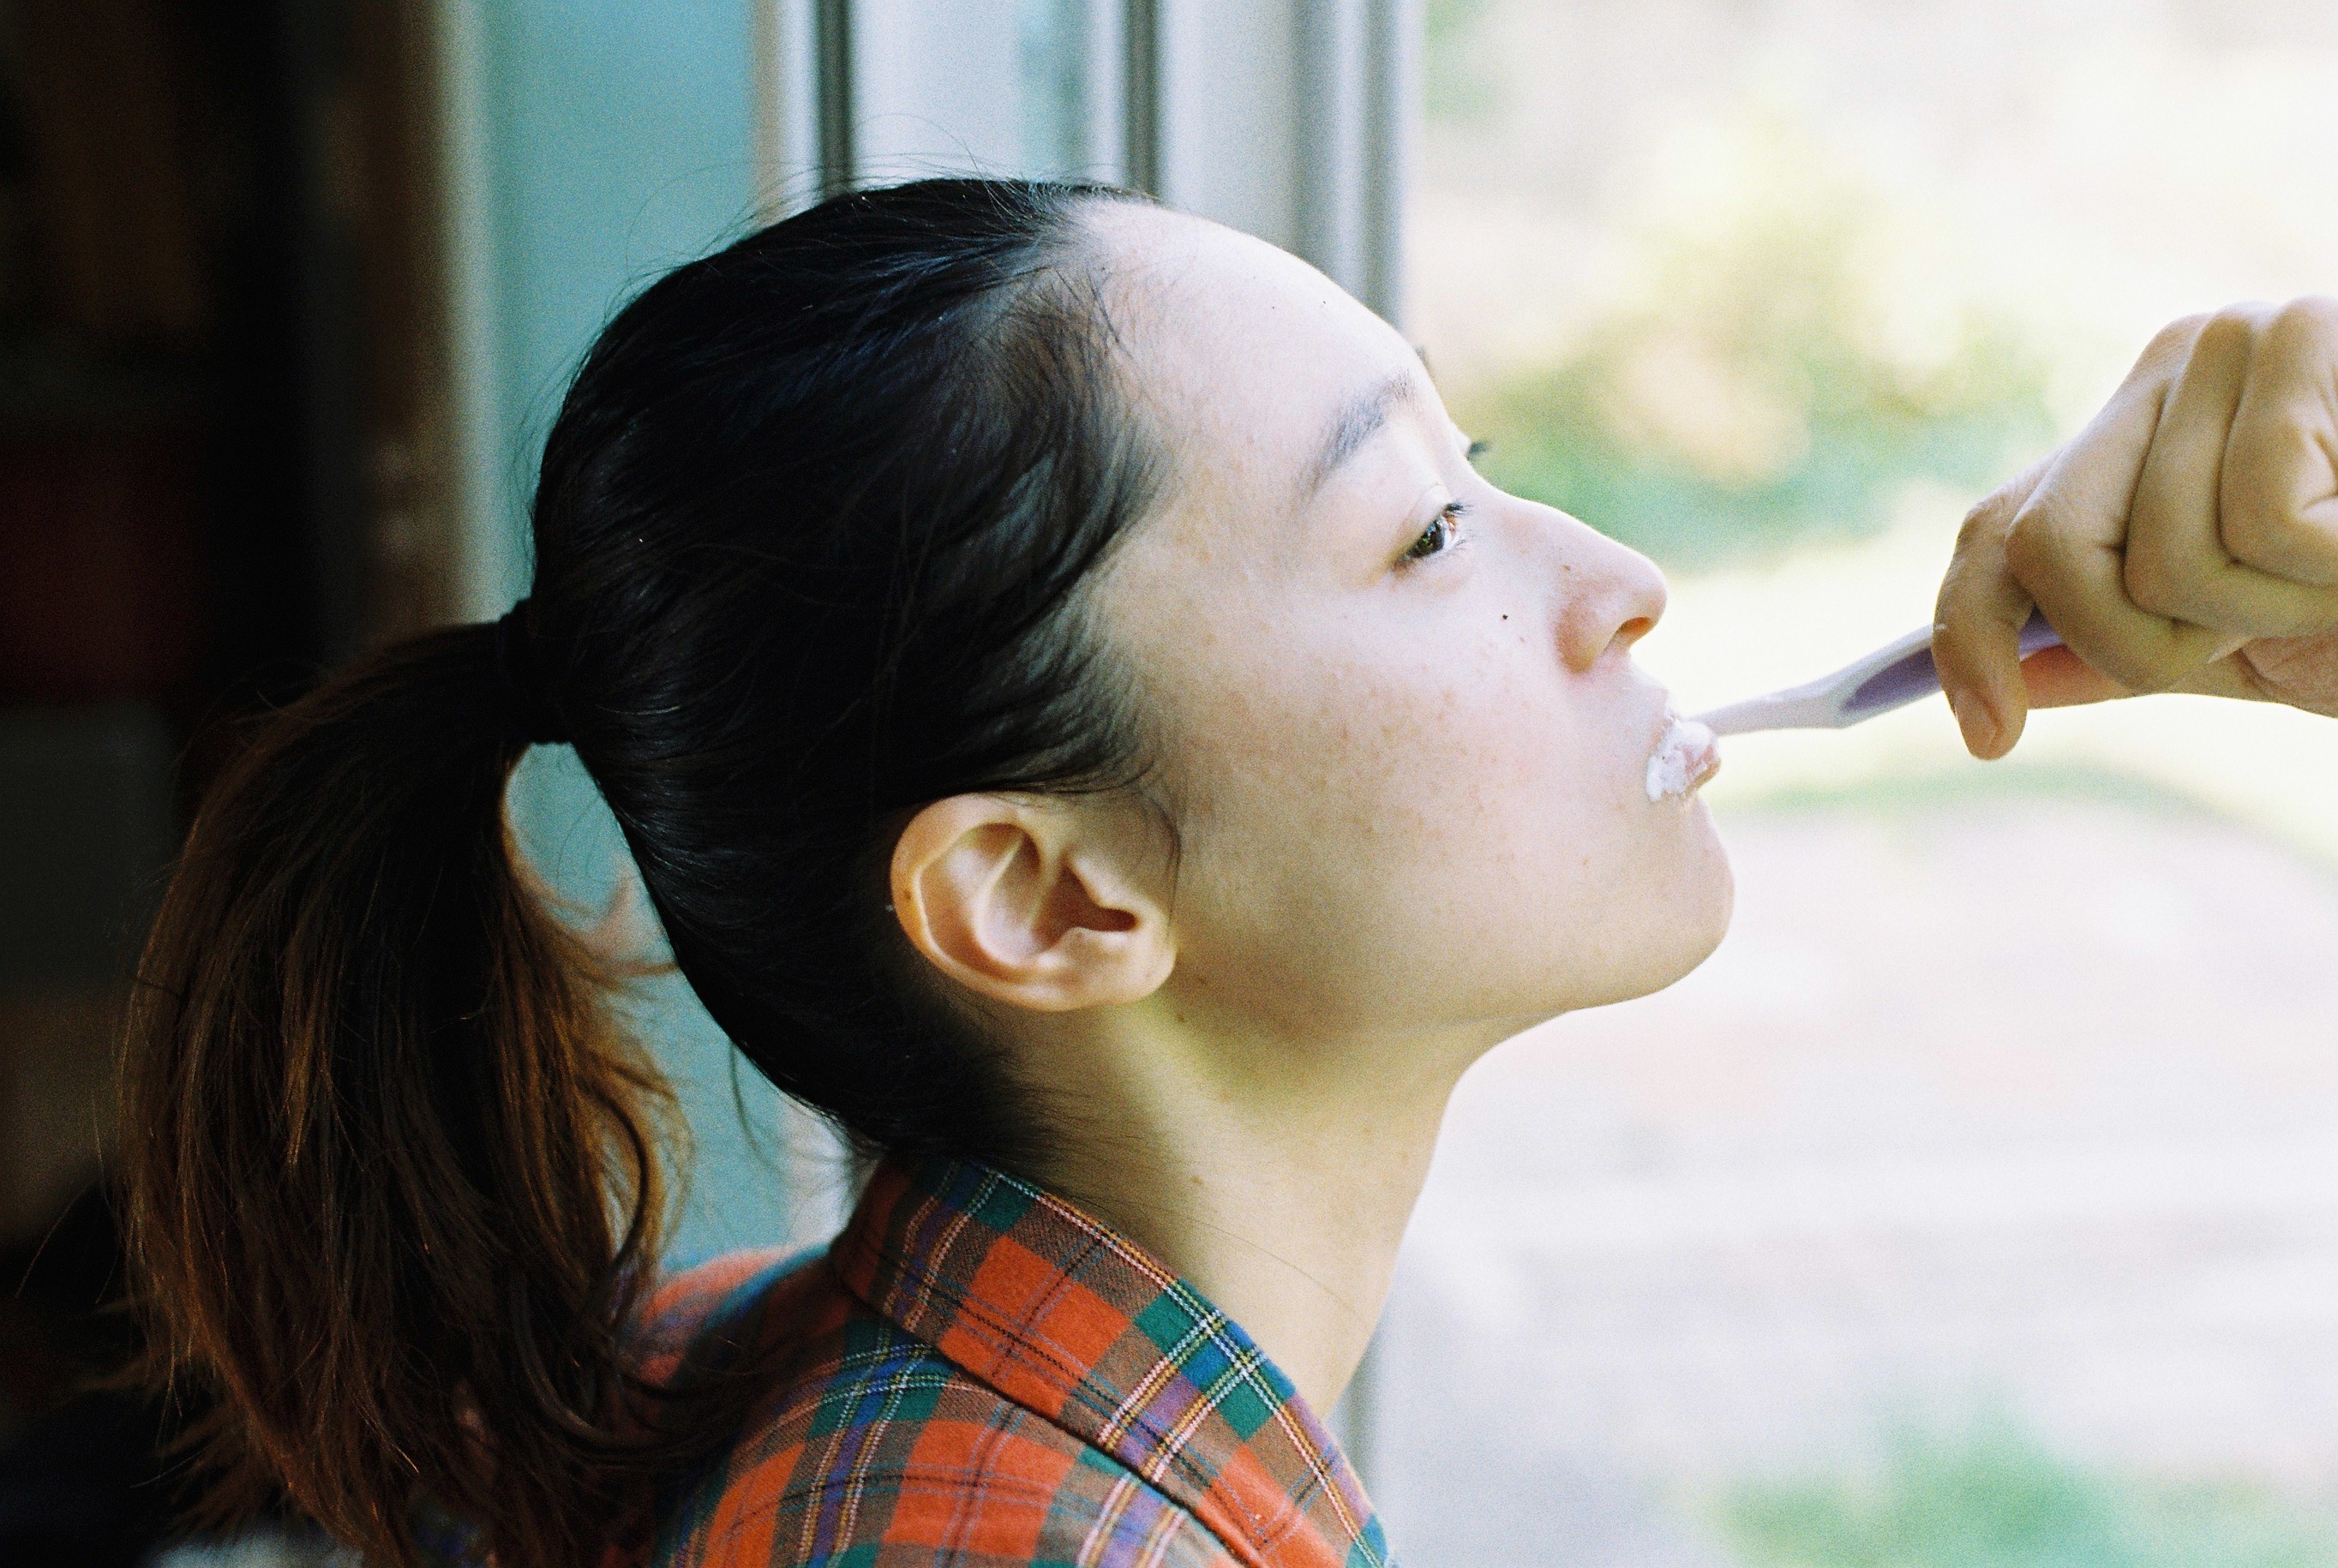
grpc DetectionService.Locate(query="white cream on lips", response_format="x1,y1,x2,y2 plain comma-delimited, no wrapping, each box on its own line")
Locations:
1645,710,1720,802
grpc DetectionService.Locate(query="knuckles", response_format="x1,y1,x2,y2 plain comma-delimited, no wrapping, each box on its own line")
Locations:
2193,302,2274,362
1956,491,2013,547
2266,294,2338,350
2137,312,2215,376
2000,505,2055,584
2217,296,2338,581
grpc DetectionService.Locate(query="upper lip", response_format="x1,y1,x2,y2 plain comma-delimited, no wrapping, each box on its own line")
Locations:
1644,687,1686,749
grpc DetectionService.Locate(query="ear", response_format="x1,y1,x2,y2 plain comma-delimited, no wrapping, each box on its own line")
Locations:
889,793,1175,1013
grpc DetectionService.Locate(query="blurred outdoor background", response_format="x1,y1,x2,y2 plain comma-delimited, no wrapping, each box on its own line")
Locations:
1369,3,2338,1565
3,2,2337,1565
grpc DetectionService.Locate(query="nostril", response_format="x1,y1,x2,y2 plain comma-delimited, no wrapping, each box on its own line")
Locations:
1616,614,1657,647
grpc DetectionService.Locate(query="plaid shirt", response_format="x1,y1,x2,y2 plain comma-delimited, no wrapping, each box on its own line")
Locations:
632,1156,1394,1568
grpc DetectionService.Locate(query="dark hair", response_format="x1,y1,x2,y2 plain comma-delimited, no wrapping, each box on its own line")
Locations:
121,177,1167,1568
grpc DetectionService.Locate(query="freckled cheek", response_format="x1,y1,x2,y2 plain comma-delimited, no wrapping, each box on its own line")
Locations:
1214,657,1562,864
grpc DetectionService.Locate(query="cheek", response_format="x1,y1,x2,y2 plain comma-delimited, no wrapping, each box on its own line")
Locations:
1195,631,1538,847
1166,629,1606,991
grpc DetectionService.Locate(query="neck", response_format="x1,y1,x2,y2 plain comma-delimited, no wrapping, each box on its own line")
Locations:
1024,1007,1479,1416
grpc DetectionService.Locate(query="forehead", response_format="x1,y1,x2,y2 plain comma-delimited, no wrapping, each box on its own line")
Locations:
1086,205,1421,494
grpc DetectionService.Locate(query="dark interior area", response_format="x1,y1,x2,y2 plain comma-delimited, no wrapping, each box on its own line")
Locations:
0,1,452,1560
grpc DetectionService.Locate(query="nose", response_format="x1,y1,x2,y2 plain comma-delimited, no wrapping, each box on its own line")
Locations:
1542,506,1668,671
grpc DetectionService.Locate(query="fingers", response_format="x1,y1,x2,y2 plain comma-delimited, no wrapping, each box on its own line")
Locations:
2222,296,2338,589
1934,455,2053,757
1939,297,2338,752
2125,303,2338,639
2002,377,2235,698
1934,321,2211,757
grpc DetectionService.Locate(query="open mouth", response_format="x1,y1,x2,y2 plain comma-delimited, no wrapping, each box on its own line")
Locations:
1645,710,1721,802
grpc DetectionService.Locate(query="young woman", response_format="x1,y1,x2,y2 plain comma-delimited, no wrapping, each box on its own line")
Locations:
121,176,1723,1566
119,173,2338,1568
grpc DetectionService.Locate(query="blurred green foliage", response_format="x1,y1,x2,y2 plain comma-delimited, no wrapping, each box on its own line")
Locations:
1424,0,1497,123
1719,1420,2338,1568
1449,135,2059,571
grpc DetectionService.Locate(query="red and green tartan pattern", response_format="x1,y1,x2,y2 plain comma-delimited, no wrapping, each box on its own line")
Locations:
635,1158,1394,1568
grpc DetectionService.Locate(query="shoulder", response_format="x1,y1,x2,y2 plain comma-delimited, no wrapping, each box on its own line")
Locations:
635,1248,824,1381
644,1260,1237,1568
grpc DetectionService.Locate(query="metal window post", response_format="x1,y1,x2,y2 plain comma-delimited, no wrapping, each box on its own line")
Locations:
752,0,1413,322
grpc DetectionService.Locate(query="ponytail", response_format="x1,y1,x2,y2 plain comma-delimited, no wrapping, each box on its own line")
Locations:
119,173,1175,1565
122,624,693,1567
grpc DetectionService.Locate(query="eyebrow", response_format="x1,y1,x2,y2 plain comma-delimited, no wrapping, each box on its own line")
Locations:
1299,372,1418,500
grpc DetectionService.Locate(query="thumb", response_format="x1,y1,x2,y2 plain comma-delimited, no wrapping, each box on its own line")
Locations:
1935,457,2053,757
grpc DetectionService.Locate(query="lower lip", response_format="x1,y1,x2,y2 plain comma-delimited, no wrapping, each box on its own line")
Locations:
1645,712,1721,802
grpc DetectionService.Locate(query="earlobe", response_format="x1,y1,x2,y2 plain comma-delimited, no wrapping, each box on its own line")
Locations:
890,794,1173,1013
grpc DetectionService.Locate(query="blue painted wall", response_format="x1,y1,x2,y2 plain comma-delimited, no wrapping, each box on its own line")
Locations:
454,2,811,1265
466,3,763,604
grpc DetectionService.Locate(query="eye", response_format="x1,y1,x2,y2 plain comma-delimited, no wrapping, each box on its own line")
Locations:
1401,500,1470,565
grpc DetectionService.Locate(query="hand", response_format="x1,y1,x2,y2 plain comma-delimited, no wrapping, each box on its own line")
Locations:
1933,298,2338,757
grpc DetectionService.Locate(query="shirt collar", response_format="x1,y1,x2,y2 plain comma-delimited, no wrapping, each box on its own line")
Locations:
830,1155,1394,1568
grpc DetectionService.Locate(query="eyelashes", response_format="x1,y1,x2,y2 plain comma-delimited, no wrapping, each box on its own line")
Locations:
1400,499,1472,565
1395,437,1488,568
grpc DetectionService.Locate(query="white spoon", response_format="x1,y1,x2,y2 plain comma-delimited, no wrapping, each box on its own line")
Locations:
1694,610,2065,737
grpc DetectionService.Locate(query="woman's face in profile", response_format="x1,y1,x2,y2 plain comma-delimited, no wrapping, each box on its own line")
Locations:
1088,204,1733,1051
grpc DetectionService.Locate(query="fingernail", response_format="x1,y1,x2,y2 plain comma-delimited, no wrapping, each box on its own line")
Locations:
1947,688,1995,755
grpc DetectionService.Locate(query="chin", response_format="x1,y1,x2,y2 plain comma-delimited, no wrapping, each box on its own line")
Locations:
1592,817,1736,1009
1666,804,1735,953
1669,838,1736,980
1480,859,1733,1036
